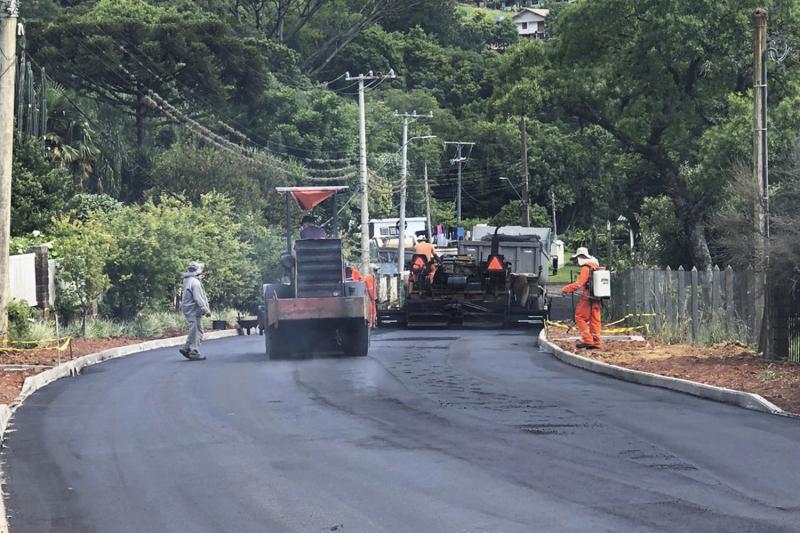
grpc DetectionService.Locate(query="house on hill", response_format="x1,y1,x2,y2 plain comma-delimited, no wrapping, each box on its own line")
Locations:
512,8,549,39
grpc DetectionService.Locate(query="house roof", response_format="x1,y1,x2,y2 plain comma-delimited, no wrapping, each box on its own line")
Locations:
512,8,550,19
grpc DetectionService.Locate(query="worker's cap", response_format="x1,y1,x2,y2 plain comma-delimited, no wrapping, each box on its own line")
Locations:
571,247,591,260
187,261,204,274
301,214,316,224
369,263,379,271
416,235,429,243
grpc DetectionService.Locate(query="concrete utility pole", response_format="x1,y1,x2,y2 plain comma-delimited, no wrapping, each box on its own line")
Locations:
394,111,432,276
345,70,396,273
519,116,530,226
444,141,474,230
551,189,557,241
752,9,771,357
424,163,432,241
0,0,19,338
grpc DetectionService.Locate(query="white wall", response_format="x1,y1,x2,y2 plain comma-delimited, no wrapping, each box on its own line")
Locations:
513,12,546,36
9,253,37,306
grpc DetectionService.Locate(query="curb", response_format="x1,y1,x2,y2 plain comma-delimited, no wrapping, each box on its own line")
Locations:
0,329,240,533
538,328,791,417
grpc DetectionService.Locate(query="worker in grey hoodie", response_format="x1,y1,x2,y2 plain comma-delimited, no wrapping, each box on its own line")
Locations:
179,261,211,361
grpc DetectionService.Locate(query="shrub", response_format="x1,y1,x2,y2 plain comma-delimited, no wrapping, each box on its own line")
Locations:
51,216,115,336
7,299,33,339
103,194,260,317
65,318,125,338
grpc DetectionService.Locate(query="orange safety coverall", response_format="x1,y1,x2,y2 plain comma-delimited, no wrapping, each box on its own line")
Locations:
562,261,603,347
364,273,378,327
414,242,437,283
350,267,363,281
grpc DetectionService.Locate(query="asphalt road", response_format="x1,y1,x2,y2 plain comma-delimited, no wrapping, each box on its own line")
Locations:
4,329,800,533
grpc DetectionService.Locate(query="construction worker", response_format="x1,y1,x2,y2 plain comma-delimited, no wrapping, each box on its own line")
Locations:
299,214,327,239
364,264,379,327
562,247,603,349
179,261,211,361
414,235,438,284
347,265,363,281
414,235,437,262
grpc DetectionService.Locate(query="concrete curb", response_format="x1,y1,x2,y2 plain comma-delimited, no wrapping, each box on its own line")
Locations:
0,329,240,533
538,328,791,417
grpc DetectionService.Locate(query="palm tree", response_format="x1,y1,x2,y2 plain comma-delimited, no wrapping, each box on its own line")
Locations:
44,84,101,190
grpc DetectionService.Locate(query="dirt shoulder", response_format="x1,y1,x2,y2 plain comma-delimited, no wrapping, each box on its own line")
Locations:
547,326,800,415
0,337,173,404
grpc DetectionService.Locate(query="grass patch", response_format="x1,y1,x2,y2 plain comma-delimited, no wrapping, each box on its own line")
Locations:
549,264,581,284
456,3,511,20
757,365,780,381
12,307,244,341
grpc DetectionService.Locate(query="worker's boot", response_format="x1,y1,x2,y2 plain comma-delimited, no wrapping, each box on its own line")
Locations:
576,342,598,350
188,350,206,361
179,347,192,360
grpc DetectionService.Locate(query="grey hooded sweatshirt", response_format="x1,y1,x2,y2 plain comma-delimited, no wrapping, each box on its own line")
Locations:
181,271,211,317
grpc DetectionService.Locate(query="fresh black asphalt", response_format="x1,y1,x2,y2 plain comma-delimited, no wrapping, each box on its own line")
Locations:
4,330,800,532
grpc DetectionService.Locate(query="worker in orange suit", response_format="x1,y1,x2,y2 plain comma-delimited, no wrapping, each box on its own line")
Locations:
364,264,379,328
562,247,603,349
347,265,363,282
414,236,437,284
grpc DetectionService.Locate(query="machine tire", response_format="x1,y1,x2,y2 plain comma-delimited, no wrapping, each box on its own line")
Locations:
346,319,370,357
263,284,284,359
266,325,290,359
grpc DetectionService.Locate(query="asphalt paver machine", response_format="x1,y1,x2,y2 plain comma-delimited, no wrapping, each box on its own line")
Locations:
398,227,550,327
262,186,370,358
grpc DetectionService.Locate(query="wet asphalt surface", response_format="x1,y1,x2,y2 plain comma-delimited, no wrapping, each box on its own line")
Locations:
4,328,800,533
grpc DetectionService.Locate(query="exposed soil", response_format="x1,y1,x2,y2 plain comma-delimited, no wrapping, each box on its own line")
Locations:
547,326,800,415
0,337,155,404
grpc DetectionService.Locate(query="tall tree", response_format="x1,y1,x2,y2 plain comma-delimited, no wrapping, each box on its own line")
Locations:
550,0,773,268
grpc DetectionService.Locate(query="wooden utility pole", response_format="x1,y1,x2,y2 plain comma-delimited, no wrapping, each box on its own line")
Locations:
345,70,396,273
0,0,19,338
520,117,530,226
753,8,771,357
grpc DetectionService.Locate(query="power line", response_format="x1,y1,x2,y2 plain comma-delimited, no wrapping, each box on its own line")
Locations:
83,26,353,158
58,30,302,177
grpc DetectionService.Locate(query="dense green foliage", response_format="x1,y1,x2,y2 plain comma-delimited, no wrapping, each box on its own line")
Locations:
13,0,800,325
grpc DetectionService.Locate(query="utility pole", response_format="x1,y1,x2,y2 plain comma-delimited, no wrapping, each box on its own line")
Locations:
551,189,557,241
0,0,19,338
424,163,432,241
520,117,530,226
444,141,474,231
345,70,396,273
752,9,771,357
394,111,432,276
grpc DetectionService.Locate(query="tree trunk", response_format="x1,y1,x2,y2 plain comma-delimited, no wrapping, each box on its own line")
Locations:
136,87,147,149
685,219,712,270
672,192,712,269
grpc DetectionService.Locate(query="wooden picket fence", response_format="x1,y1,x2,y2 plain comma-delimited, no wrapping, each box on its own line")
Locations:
607,266,761,346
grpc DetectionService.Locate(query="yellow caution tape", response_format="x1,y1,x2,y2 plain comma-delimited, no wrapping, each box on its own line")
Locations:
603,313,656,328
0,337,73,353
546,315,651,335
